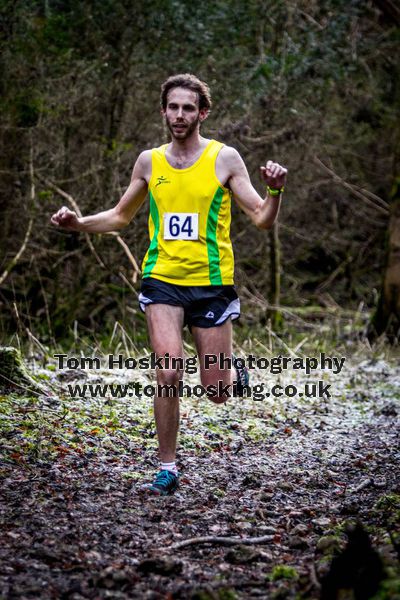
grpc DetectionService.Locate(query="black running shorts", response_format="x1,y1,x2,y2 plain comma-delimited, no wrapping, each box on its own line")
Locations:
139,277,240,328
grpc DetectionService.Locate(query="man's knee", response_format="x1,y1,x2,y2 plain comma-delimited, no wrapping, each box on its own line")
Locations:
156,368,183,389
202,377,232,405
208,395,228,405
206,385,232,404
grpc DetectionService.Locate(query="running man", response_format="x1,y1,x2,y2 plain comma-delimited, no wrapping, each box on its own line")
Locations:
51,73,287,495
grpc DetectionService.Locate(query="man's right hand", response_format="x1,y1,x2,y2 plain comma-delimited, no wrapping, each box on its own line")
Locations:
51,206,81,230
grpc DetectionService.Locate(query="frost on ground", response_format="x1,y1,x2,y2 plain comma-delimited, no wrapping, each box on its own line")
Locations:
0,350,399,599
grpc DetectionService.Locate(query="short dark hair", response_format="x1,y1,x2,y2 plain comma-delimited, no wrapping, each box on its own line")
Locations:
160,74,212,112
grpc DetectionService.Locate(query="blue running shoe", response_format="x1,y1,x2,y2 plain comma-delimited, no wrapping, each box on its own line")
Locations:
141,470,179,496
233,354,250,397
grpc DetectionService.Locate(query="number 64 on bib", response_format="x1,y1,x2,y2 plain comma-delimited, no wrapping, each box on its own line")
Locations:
163,213,199,240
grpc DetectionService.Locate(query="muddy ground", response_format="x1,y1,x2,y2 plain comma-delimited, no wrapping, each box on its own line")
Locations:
0,350,399,599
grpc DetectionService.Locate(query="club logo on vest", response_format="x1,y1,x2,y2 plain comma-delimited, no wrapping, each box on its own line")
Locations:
156,175,171,187
205,311,215,319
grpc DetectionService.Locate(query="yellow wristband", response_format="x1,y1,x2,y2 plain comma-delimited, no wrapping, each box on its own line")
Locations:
267,185,284,196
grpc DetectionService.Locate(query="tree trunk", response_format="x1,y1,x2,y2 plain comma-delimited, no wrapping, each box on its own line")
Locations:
369,178,400,341
268,221,283,329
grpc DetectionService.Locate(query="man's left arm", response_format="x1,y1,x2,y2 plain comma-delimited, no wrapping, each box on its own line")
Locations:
221,147,287,230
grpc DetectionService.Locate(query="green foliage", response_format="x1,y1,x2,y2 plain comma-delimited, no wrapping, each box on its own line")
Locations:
38,189,53,201
269,565,299,581
371,570,400,600
13,91,42,127
375,494,400,512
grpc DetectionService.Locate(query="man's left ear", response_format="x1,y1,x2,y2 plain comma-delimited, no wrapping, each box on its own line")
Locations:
199,109,210,122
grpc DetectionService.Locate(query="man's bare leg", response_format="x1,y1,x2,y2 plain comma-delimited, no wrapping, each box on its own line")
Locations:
192,320,233,404
145,304,184,463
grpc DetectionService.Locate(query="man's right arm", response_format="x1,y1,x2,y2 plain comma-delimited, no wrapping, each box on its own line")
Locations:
51,151,151,233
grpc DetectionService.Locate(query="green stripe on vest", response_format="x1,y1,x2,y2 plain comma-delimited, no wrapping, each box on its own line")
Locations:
206,186,224,285
142,191,160,277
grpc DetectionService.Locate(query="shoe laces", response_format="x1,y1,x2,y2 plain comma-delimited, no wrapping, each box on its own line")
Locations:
232,353,249,385
235,363,249,386
154,469,177,488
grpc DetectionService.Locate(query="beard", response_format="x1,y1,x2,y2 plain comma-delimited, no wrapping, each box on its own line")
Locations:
165,115,200,140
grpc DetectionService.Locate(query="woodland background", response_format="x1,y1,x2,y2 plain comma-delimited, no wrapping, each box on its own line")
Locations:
1,4,400,599
0,0,399,346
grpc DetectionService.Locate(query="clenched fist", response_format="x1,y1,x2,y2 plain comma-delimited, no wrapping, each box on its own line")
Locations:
260,160,287,190
51,206,81,230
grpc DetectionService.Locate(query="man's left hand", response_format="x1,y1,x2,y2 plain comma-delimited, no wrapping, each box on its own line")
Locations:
260,160,288,190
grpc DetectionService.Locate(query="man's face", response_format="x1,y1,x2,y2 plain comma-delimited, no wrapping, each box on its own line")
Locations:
163,87,207,140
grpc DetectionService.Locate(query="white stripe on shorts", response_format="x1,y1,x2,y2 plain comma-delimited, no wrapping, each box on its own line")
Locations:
215,298,241,325
138,293,153,312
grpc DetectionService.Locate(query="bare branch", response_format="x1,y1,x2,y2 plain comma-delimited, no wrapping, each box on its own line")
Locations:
39,176,106,269
41,177,142,287
314,157,389,216
0,219,33,286
106,232,141,283
0,133,36,286
316,255,354,293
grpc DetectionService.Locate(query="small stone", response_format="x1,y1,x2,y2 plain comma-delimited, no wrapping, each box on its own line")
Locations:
288,535,309,549
279,482,294,491
312,517,332,530
290,523,309,536
225,545,261,564
316,535,341,553
260,493,274,502
236,521,253,530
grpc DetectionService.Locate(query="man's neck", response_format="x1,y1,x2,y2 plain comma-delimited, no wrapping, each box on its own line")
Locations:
169,133,208,158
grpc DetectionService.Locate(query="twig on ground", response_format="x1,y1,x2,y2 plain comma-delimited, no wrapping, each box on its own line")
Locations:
169,534,275,550
351,478,373,493
0,372,43,397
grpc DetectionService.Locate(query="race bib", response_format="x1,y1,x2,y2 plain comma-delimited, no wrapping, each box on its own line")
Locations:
163,213,199,240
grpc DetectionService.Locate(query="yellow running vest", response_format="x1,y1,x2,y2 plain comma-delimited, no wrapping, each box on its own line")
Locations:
141,139,234,286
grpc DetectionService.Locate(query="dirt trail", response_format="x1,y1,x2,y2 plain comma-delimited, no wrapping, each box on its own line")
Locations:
0,356,399,599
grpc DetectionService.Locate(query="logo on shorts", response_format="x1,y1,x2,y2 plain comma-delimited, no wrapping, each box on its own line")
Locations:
205,311,215,319
156,175,171,187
